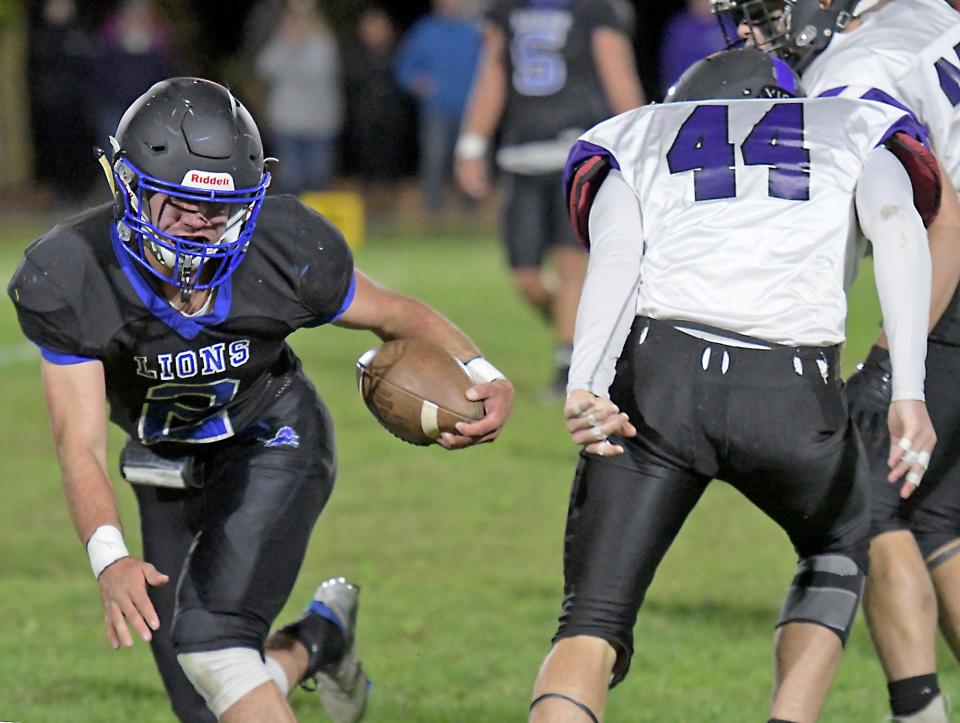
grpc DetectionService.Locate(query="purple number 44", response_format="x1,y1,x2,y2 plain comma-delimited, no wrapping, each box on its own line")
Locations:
667,102,811,202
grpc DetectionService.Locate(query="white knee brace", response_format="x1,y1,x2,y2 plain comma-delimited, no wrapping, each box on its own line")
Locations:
177,647,273,718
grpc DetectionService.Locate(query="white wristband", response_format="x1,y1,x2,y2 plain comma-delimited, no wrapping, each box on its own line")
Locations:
87,525,130,579
464,356,505,384
455,132,489,161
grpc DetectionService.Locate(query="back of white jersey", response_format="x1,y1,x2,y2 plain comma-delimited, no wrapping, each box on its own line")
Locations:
575,97,916,346
803,0,960,184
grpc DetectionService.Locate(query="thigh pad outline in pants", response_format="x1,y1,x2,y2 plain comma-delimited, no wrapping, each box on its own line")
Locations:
501,172,578,269
858,341,960,559
171,443,335,653
554,449,709,687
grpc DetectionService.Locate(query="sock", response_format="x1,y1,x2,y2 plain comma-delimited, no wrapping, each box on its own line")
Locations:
264,655,290,697
268,606,347,684
554,343,573,370
298,609,347,672
889,673,940,717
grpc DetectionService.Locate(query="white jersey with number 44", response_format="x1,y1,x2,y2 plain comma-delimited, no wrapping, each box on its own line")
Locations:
803,0,960,186
576,97,921,346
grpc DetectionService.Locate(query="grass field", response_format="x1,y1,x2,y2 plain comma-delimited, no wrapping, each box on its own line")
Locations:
0,215,956,722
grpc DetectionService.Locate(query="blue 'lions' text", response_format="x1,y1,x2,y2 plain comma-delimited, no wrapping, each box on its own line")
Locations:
134,340,250,380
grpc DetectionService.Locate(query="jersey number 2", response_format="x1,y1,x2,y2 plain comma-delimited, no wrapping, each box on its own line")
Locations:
667,104,811,202
138,379,240,444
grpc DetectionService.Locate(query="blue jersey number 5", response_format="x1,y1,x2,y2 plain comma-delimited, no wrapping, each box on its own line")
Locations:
667,103,811,202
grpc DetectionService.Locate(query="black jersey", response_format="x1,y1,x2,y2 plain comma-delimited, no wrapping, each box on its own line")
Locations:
487,0,634,148
8,195,354,446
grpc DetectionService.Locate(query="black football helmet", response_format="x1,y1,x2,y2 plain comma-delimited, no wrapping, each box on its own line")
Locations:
665,47,804,102
711,0,859,73
105,77,270,296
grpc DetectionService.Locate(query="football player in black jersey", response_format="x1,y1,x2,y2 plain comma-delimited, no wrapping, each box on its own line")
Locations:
454,0,645,400
7,77,514,723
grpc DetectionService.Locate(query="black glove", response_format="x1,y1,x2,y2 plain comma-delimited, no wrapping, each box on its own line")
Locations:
845,345,892,451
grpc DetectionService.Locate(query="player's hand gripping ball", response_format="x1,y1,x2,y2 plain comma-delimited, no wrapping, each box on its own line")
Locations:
356,339,484,445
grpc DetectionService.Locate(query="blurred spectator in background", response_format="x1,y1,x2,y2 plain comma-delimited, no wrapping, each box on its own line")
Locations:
90,0,178,148
256,0,344,195
27,0,94,206
343,7,417,211
658,0,726,93
233,0,284,123
455,0,645,399
395,0,482,219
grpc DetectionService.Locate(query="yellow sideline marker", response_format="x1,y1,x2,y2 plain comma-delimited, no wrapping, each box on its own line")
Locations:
300,191,366,249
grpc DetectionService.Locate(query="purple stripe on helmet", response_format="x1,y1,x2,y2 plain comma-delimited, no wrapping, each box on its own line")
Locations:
562,140,621,200
772,57,797,94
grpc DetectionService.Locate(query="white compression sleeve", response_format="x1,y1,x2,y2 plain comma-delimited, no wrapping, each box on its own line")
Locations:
856,146,932,401
567,170,644,398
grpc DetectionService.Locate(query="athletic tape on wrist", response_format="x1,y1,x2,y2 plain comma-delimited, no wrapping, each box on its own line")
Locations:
455,133,488,161
464,356,505,385
87,525,130,579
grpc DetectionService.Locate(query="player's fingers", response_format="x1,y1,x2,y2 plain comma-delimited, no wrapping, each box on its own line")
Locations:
439,431,479,449
450,426,498,445
130,586,161,631
143,563,170,588
571,425,608,446
586,440,624,457
108,603,134,648
119,598,153,643
465,383,495,402
888,436,912,470
567,407,620,432
104,612,120,650
900,470,923,499
454,416,499,438
887,458,913,484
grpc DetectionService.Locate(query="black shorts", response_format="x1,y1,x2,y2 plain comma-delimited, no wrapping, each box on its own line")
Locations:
131,372,336,722
554,318,871,685
500,170,583,269
859,341,960,558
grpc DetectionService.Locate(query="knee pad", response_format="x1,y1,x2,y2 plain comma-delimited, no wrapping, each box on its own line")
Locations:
177,647,273,718
777,554,864,644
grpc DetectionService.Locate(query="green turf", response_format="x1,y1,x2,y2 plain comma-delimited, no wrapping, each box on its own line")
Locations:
0,218,954,722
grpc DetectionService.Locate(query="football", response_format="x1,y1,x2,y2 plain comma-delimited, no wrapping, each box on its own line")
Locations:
356,339,485,445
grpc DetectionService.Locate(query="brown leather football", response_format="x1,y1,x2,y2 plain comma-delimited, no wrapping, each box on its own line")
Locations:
356,339,485,446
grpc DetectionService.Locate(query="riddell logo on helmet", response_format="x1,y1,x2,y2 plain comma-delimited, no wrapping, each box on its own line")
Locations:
181,170,236,191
